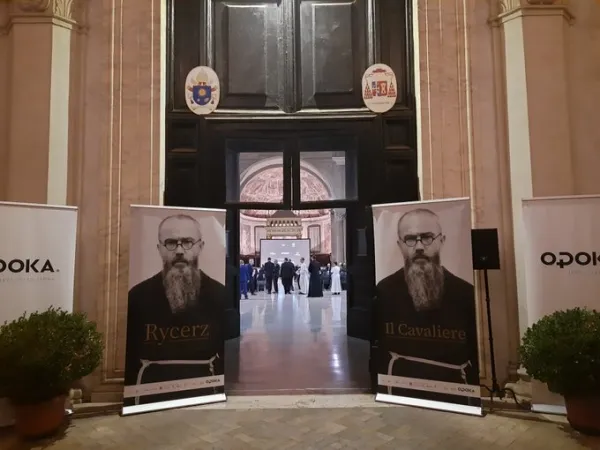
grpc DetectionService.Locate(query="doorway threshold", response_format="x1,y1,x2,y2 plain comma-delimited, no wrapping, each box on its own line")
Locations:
227,387,371,396
187,394,392,411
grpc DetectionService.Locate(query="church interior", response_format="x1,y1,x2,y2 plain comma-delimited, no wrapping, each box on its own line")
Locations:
227,155,370,394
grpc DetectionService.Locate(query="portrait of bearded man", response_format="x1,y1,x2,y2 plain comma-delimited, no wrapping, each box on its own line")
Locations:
123,213,226,407
375,207,479,406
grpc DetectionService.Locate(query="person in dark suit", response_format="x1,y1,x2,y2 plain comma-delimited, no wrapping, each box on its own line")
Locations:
239,259,249,300
272,259,280,294
307,255,323,298
263,257,274,294
376,208,479,407
280,258,295,294
124,214,225,407
246,260,256,295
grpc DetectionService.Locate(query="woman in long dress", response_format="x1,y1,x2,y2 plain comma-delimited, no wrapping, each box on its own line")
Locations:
299,257,310,295
330,261,342,295
307,255,323,298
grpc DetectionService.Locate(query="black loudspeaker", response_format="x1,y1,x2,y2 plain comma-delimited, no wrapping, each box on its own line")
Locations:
471,228,500,270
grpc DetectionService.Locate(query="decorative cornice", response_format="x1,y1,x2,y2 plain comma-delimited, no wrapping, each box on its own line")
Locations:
499,0,570,13
492,0,573,26
10,0,76,23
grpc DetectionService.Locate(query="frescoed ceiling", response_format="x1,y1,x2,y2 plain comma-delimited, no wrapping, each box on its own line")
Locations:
240,166,330,218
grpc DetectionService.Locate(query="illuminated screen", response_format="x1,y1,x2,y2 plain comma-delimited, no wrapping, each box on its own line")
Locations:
259,239,310,266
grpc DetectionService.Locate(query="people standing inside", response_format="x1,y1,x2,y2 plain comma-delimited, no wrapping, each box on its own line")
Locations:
330,261,342,295
321,263,331,291
246,259,256,295
258,265,265,292
308,255,323,298
239,259,249,300
264,257,274,294
272,259,280,294
280,258,295,295
298,257,309,295
294,264,300,290
340,263,347,291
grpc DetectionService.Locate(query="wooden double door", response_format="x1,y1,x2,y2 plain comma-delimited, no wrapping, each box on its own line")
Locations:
209,120,377,342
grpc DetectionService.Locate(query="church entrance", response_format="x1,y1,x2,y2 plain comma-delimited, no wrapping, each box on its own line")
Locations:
164,0,419,396
220,129,373,393
225,145,371,393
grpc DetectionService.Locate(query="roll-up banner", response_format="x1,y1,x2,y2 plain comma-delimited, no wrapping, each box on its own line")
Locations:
372,198,482,416
0,201,78,427
122,206,227,416
522,195,600,415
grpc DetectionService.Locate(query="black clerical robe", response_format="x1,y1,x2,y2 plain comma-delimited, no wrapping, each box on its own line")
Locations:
307,260,323,298
123,271,225,407
375,267,480,407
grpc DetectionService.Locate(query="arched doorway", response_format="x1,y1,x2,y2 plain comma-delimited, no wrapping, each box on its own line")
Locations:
228,155,364,394
239,165,337,260
165,0,418,399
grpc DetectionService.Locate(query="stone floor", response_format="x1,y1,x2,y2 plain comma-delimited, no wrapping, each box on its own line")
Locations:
225,289,371,395
2,395,600,450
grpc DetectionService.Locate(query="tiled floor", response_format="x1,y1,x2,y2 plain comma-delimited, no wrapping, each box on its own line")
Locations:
2,287,600,449
2,395,599,449
225,288,371,394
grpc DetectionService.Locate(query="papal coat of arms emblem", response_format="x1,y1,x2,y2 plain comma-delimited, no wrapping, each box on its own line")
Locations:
361,64,398,114
185,66,220,115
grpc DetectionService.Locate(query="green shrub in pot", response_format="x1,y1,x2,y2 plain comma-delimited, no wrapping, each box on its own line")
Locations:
0,307,103,437
519,307,600,434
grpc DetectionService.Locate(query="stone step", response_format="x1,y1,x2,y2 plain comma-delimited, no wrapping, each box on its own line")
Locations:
73,402,121,418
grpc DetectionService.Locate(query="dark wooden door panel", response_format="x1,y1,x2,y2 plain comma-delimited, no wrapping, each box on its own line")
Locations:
378,0,411,108
224,210,241,340
164,153,201,207
168,0,413,115
380,154,418,204
170,0,202,112
210,0,285,110
346,205,375,341
297,0,367,110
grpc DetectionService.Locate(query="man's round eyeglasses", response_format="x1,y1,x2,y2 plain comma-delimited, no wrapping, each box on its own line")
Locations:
401,233,441,247
162,238,200,251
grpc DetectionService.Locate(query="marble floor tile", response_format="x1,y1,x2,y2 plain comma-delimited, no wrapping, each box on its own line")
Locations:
224,290,371,394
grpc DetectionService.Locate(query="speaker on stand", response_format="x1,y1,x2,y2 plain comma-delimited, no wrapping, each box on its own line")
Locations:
471,229,523,408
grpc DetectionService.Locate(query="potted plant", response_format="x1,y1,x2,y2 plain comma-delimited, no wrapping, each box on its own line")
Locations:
519,307,600,435
0,307,103,438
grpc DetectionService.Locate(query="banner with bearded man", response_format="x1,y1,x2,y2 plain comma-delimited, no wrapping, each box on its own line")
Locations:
372,198,481,416
122,206,227,416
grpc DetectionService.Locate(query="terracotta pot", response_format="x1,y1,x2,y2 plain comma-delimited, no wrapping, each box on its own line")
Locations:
565,395,600,435
13,396,67,439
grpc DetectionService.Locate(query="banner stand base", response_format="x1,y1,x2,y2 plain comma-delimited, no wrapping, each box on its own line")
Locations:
531,404,566,416
375,393,483,417
121,393,226,416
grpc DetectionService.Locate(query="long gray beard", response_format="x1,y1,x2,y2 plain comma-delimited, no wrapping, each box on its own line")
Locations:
405,261,444,311
163,267,201,313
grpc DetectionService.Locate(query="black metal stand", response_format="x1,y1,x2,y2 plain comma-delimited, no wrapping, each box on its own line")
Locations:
478,268,527,409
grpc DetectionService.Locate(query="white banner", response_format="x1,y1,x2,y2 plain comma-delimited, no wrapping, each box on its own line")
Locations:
372,198,481,416
522,195,600,413
122,205,227,416
0,201,78,427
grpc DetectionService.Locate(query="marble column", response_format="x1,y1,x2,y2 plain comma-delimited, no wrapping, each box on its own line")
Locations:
2,0,78,204
417,0,520,384
330,209,346,264
75,0,163,402
496,0,575,335
329,210,338,261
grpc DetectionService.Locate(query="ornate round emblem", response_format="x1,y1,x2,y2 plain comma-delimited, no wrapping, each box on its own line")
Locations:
361,64,398,114
184,66,220,115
